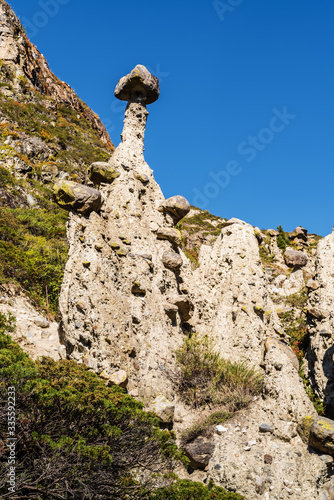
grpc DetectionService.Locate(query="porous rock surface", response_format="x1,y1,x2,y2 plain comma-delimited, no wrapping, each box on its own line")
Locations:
307,229,334,417
55,67,333,498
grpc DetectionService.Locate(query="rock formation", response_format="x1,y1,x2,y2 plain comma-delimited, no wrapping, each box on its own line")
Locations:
55,65,334,499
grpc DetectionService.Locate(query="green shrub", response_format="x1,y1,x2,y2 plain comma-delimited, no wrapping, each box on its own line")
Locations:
276,225,290,252
149,479,245,499
175,334,262,410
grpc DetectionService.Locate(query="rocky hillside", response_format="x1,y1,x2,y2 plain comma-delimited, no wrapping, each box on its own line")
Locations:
0,0,114,314
2,2,334,498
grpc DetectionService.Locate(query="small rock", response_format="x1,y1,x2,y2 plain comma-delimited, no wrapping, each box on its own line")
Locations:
157,227,181,245
33,317,49,328
149,395,175,423
88,162,119,184
264,454,273,464
216,425,227,435
162,251,183,271
184,436,215,469
259,423,274,434
108,370,128,388
53,180,102,215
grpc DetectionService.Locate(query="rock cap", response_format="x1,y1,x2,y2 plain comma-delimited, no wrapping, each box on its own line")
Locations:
114,64,159,104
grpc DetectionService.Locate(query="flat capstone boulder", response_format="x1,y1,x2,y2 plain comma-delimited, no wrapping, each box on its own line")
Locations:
158,195,190,223
114,64,159,104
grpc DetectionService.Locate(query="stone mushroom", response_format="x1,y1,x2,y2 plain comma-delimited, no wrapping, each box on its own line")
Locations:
114,64,159,104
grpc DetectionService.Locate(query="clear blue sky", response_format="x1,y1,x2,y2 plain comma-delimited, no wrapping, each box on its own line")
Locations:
8,0,334,235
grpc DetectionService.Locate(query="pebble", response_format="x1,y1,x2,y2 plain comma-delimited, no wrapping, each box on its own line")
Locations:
259,423,274,433
216,425,228,435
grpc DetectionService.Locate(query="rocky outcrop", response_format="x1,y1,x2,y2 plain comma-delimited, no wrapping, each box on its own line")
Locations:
55,65,333,499
0,0,113,148
307,229,334,417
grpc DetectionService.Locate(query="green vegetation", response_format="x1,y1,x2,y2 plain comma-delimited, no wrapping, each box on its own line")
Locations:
0,207,68,315
259,244,276,265
0,320,243,499
149,480,245,500
276,225,290,252
174,334,262,443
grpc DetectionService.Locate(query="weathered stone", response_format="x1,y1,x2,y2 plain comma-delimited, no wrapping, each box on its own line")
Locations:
53,180,102,214
221,217,248,229
170,296,194,321
162,251,183,271
41,164,58,183
267,229,279,237
297,415,316,444
305,307,326,320
163,302,178,320
156,227,181,245
114,64,159,104
158,195,190,223
306,279,319,291
108,370,128,388
284,248,308,267
33,317,49,328
184,436,215,469
289,226,308,242
309,417,334,455
265,337,299,372
259,423,274,433
88,162,120,184
149,395,175,423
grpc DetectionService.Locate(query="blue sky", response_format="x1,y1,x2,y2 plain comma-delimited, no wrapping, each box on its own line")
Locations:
8,0,334,235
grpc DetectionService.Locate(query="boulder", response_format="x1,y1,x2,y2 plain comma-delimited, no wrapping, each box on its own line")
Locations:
88,162,120,184
114,64,159,104
156,227,181,245
158,195,190,223
284,248,308,267
33,317,49,328
289,226,308,242
264,337,299,372
184,436,215,469
298,416,334,456
162,251,183,271
149,395,175,423
53,180,102,215
170,296,194,321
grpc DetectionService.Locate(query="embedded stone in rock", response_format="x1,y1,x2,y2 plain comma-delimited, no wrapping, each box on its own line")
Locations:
114,64,159,104
108,370,128,388
53,180,102,215
171,296,194,321
158,195,190,223
149,395,175,423
33,317,49,328
162,251,183,271
156,227,181,245
88,162,120,184
184,436,215,469
284,248,308,267
259,423,274,433
264,337,299,372
163,302,179,320
298,416,334,456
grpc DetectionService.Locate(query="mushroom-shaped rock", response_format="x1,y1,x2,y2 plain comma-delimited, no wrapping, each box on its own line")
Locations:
114,64,159,104
53,180,102,215
157,227,181,246
149,395,175,423
264,337,299,372
284,248,308,267
158,195,190,223
162,251,183,271
88,162,119,184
